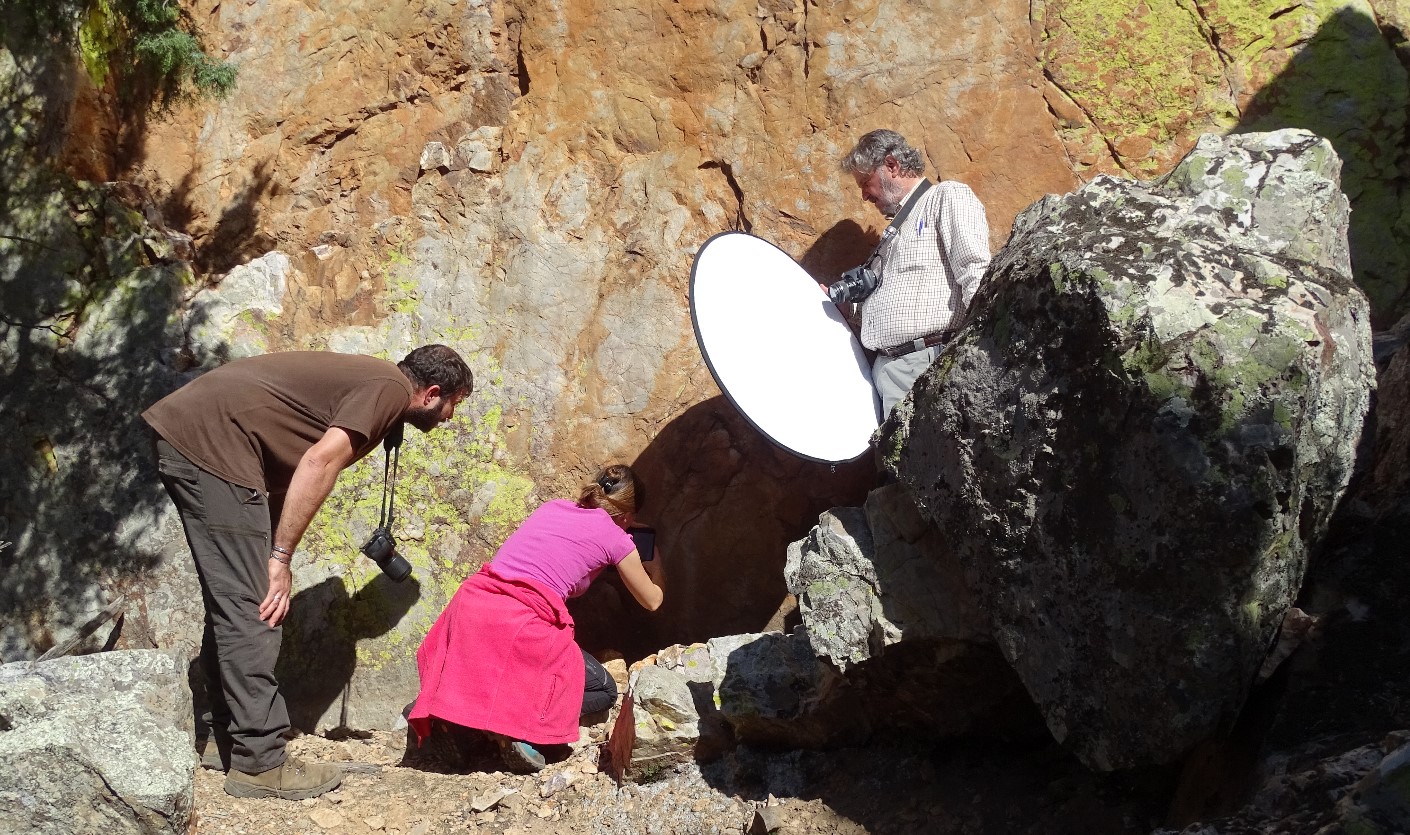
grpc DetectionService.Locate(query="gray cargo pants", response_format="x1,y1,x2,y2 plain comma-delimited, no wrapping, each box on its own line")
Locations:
156,438,290,775
873,345,941,418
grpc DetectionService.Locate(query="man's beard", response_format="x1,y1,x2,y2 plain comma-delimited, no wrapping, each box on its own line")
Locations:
404,406,441,432
876,176,907,217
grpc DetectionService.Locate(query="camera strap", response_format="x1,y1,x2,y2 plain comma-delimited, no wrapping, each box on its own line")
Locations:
885,178,933,240
378,422,404,529
861,179,934,272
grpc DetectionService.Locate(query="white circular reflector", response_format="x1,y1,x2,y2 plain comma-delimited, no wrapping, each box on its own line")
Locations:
689,232,880,463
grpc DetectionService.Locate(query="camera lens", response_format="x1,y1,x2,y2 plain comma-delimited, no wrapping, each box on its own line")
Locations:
381,551,413,583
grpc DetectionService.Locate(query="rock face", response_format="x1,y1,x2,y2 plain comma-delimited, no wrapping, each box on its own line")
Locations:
8,0,1410,739
0,650,196,834
881,129,1375,770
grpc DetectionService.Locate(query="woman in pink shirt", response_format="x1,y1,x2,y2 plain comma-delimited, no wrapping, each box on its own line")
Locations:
409,465,663,772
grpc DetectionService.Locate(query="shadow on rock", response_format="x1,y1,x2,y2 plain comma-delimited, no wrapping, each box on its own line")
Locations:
275,573,422,733
569,396,873,663
1235,5,1410,325
0,34,220,660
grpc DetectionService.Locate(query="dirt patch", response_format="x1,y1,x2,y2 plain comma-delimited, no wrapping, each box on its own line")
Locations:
192,724,1172,835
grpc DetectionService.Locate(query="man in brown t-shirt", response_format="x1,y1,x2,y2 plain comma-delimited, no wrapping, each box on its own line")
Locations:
143,345,472,800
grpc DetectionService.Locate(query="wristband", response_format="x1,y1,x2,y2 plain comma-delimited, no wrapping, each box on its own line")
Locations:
271,544,294,557
269,549,292,565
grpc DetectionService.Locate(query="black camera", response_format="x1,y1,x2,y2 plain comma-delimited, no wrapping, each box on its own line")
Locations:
361,526,412,582
828,264,880,304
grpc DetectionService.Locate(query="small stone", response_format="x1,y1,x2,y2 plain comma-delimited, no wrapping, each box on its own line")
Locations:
309,807,346,829
540,769,578,797
408,823,430,835
747,806,785,834
470,787,517,812
419,141,451,172
366,815,386,831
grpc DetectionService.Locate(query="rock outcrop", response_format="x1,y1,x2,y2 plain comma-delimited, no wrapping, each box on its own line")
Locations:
779,485,1040,741
880,129,1375,770
1155,732,1410,834
784,484,987,671
0,650,196,834
8,0,1410,747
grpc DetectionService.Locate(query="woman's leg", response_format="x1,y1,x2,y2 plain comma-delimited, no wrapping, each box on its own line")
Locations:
581,649,618,715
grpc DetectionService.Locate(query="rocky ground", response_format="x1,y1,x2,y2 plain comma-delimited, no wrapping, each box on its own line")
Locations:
190,722,1175,835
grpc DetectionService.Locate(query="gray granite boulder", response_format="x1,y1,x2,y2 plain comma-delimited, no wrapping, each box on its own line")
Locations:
625,632,863,759
784,484,987,671
708,630,866,749
880,129,1375,770
783,484,1041,741
0,650,196,834
630,663,705,766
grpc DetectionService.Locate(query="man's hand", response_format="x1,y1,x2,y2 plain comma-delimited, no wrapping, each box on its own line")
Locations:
259,557,293,627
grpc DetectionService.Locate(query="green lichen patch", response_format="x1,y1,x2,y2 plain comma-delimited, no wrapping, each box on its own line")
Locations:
1039,0,1226,163
381,248,420,316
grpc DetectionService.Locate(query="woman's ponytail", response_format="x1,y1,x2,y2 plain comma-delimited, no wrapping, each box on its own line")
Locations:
578,464,645,518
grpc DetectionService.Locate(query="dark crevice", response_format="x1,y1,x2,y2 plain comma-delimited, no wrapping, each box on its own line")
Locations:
516,35,530,97
1039,64,1134,176
802,0,811,81
1186,0,1243,119
699,160,751,233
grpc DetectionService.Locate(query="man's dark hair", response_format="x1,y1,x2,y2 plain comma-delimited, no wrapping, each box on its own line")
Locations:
841,129,925,178
398,345,473,397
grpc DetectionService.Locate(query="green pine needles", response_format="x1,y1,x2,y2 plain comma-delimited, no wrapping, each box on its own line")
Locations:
7,0,237,112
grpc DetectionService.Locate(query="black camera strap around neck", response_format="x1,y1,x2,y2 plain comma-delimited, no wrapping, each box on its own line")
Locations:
378,422,404,529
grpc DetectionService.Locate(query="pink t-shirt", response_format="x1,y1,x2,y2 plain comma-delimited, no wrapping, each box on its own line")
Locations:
489,499,636,601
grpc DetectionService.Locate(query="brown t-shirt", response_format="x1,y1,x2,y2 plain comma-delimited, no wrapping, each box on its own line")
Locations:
143,352,413,493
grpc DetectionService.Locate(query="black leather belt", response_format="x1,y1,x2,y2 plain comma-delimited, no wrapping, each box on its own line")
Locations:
877,331,951,358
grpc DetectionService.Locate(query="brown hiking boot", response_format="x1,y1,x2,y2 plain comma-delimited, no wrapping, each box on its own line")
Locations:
224,756,342,800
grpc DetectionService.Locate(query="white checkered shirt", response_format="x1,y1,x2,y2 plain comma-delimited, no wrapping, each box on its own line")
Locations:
858,180,992,351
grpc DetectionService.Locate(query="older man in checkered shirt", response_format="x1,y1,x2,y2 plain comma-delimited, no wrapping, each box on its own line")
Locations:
834,129,992,417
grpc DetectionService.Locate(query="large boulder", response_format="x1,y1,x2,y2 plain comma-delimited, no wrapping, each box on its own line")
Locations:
880,129,1375,770
0,650,196,834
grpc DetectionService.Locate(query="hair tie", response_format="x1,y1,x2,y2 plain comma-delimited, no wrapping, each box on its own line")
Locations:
597,476,615,492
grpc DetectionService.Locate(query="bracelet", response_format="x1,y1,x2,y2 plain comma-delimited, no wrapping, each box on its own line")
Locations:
271,544,294,557
269,549,292,565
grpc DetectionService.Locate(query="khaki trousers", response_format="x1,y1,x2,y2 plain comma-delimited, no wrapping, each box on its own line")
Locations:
156,438,290,774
